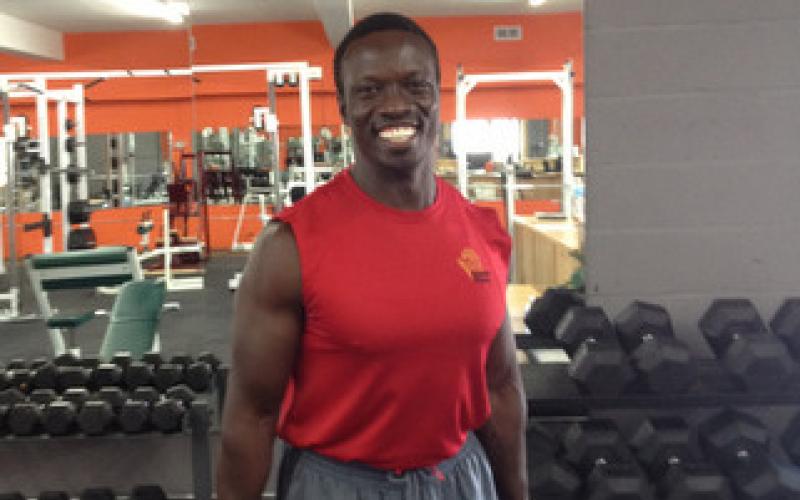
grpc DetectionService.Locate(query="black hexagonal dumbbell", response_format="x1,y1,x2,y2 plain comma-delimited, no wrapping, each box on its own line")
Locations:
629,416,734,499
80,487,116,500
125,361,154,390
0,388,26,406
555,306,635,396
526,420,581,500
524,287,586,338
31,362,59,391
42,399,78,436
38,492,70,500
78,399,115,436
562,419,655,499
770,298,800,358
614,301,697,394
131,484,167,500
90,363,124,390
4,368,32,394
699,298,795,392
118,386,159,434
57,365,91,392
0,492,24,500
7,400,42,436
185,359,215,393
699,408,800,498
41,387,89,436
153,363,183,392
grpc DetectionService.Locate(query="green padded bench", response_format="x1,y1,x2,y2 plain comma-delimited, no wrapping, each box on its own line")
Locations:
25,246,152,356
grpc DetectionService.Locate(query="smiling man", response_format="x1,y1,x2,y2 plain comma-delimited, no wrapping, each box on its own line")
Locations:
217,12,528,500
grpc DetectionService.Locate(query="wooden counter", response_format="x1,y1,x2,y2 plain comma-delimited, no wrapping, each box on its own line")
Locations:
512,217,583,288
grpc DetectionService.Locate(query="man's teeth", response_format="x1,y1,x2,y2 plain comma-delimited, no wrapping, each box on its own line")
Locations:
379,127,416,142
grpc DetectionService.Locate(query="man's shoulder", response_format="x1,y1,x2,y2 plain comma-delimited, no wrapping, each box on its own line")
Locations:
275,172,348,222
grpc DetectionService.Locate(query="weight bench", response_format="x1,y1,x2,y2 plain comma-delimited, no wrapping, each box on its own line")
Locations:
25,246,164,357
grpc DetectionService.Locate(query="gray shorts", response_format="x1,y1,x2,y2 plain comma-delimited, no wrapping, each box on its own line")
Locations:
276,433,499,500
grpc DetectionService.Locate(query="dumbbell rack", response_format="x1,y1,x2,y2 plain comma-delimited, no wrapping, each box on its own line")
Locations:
516,334,800,417
0,380,228,500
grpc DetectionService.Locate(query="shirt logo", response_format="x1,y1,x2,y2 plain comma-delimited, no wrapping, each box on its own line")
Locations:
458,248,491,283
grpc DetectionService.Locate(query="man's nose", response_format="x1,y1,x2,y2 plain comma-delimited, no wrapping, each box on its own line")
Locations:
377,83,414,117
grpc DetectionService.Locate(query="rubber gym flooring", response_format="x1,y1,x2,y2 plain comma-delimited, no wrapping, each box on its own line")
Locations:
0,252,249,364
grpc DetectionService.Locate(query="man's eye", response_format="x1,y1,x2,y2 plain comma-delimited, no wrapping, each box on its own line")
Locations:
355,84,380,96
406,80,433,94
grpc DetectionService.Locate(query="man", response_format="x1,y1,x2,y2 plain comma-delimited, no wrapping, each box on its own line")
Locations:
217,12,528,500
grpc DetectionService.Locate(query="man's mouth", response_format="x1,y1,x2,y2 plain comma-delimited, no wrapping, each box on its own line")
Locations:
378,126,417,145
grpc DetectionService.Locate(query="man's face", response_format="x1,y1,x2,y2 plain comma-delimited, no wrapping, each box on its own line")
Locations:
339,30,440,173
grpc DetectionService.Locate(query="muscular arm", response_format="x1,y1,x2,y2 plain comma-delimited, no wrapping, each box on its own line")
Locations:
475,316,529,500
217,222,303,500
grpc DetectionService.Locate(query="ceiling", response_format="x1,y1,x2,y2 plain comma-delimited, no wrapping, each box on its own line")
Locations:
0,0,582,32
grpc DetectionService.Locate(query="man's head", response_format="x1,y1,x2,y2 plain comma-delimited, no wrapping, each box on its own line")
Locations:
334,13,441,102
334,13,441,173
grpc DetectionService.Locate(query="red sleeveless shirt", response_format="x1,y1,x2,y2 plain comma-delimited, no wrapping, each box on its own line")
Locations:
274,170,511,471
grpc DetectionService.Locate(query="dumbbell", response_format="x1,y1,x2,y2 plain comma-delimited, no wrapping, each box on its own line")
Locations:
90,363,124,389
562,419,655,499
39,387,89,436
131,484,167,500
769,298,800,358
0,492,24,500
57,365,91,391
0,388,26,406
43,400,78,436
629,416,734,499
7,401,42,436
39,492,69,500
31,362,58,390
526,420,581,500
699,299,795,391
119,386,160,433
524,287,586,338
125,361,154,390
185,356,217,392
78,399,115,436
80,488,115,500
700,408,800,498
615,301,696,394
6,389,57,436
3,367,32,393
54,352,81,367
554,306,635,396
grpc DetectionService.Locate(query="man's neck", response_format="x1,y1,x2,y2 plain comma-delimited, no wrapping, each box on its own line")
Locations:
350,161,437,211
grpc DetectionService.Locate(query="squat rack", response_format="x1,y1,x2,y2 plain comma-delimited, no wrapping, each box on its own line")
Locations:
454,61,576,221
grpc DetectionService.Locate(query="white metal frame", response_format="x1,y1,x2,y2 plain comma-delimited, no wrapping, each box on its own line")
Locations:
455,61,575,220
1,62,322,196
1,82,89,253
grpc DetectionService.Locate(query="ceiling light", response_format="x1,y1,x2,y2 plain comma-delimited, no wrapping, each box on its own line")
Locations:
529,0,547,6
108,0,190,25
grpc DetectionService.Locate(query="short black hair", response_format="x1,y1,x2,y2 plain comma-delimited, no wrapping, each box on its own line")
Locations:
333,12,441,102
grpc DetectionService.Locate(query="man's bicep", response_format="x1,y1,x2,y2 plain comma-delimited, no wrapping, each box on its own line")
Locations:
229,222,303,416
485,314,521,391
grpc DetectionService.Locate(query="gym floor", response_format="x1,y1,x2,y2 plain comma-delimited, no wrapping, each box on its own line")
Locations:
0,252,249,364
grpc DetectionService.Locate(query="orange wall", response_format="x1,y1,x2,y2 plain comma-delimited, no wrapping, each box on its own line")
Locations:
1,13,583,137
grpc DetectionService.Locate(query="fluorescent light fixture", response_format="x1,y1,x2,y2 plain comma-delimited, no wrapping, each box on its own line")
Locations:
108,0,190,24
529,0,547,6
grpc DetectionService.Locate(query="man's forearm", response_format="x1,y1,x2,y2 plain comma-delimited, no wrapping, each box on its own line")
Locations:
217,414,278,500
476,381,528,500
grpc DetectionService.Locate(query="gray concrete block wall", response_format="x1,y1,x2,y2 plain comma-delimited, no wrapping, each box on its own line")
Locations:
584,0,800,340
